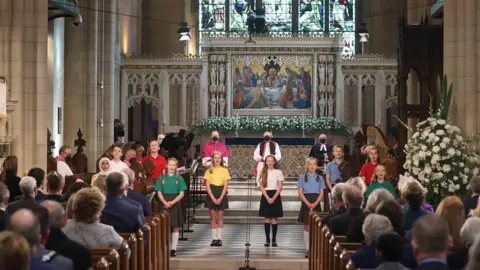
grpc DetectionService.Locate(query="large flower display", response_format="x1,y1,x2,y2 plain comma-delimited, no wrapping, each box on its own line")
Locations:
403,76,480,203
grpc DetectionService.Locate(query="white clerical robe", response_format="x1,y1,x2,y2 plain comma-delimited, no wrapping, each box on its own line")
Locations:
253,142,282,175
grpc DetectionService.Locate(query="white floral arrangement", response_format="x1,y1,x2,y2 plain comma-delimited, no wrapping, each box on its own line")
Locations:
402,76,480,202
190,116,351,136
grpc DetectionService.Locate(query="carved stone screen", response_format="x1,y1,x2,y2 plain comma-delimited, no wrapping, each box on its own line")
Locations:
232,55,312,115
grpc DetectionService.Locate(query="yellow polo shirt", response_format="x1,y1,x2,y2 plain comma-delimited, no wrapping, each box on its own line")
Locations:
204,167,231,186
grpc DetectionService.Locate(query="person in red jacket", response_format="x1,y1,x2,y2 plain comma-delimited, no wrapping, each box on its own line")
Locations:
142,140,167,181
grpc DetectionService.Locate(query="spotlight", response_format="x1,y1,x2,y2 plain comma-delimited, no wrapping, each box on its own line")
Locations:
178,22,191,41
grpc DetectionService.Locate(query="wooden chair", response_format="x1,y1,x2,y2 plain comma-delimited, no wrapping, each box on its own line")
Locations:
90,249,120,270
120,233,137,270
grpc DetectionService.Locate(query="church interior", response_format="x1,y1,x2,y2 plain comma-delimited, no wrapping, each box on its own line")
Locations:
2,0,480,270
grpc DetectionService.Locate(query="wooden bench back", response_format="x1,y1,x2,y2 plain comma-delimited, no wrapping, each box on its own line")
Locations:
90,249,120,270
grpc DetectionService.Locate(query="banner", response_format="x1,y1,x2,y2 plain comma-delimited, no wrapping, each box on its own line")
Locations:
0,81,6,118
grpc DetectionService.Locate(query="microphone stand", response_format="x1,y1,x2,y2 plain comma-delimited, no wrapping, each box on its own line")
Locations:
239,174,256,270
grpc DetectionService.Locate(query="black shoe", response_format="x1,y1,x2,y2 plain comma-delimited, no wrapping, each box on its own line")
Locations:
272,241,277,247
210,240,217,246
305,250,308,258
217,239,223,246
171,250,177,257
264,241,270,247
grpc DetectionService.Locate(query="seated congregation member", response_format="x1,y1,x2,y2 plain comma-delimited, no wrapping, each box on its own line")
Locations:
155,158,187,257
92,175,107,194
466,233,480,270
411,215,450,270
10,209,74,270
322,183,347,226
325,145,350,190
56,145,74,179
398,175,434,213
42,200,92,270
119,172,145,223
347,188,395,243
0,183,9,231
63,188,125,250
375,232,410,270
43,172,65,203
258,154,284,247
0,231,32,270
375,199,405,237
91,157,111,186
253,131,281,177
142,140,167,181
350,214,393,269
297,157,325,257
63,181,89,202
448,217,480,270
109,145,129,173
201,131,229,167
0,156,21,202
100,172,144,233
435,196,465,250
204,151,230,247
7,176,44,215
359,146,380,185
403,182,430,231
365,165,395,198
124,168,152,217
465,175,480,217
346,177,367,195
330,186,364,236
28,167,47,201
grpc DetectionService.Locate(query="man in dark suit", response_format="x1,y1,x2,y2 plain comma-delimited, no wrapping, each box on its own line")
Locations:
6,176,44,215
0,182,10,231
123,168,152,216
322,183,347,226
411,215,449,270
28,167,47,201
329,186,364,236
464,175,480,216
41,200,92,270
101,172,144,233
308,134,332,167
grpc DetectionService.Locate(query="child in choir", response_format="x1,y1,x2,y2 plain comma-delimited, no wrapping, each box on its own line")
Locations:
325,145,350,190
91,157,111,186
257,154,284,247
154,158,187,257
365,164,395,198
297,157,325,258
359,146,380,185
110,145,129,172
204,151,230,247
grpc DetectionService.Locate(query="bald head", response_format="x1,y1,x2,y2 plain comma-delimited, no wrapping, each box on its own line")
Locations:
9,209,40,247
318,134,327,140
41,200,66,228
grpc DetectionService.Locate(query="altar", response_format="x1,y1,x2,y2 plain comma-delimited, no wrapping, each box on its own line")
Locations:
225,137,315,177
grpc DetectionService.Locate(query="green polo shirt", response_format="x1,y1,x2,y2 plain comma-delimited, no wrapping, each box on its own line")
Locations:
365,180,396,198
154,174,187,194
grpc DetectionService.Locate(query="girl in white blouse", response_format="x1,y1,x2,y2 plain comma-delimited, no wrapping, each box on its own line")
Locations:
257,154,284,247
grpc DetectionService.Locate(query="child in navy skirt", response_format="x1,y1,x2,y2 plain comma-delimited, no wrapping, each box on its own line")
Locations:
298,157,325,258
257,154,284,247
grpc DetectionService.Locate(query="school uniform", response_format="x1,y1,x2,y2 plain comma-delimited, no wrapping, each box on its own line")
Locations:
154,173,188,228
203,167,230,211
257,168,284,218
359,162,378,185
365,180,396,198
297,173,326,224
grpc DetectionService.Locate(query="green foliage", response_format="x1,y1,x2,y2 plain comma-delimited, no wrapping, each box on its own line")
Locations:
436,75,453,120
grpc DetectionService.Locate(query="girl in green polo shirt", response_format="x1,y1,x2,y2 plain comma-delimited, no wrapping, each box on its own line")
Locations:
365,164,396,198
154,157,187,257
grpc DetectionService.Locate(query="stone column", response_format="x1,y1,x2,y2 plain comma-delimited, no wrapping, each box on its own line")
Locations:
199,55,209,120
0,0,49,173
121,69,129,141
464,0,477,134
180,73,187,126
357,74,363,128
161,70,170,127
335,55,345,121
374,70,386,130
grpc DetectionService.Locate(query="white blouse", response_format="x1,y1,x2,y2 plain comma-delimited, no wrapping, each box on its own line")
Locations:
256,168,284,190
110,160,129,173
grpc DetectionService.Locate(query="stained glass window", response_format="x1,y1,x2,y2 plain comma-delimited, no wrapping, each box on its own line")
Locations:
298,0,325,32
341,32,355,57
329,0,355,32
263,0,293,32
229,0,251,32
199,0,226,32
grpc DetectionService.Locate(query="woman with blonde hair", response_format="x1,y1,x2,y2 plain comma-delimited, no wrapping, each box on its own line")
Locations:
346,177,367,194
397,175,434,213
436,196,465,249
0,231,30,270
257,154,284,247
203,151,230,247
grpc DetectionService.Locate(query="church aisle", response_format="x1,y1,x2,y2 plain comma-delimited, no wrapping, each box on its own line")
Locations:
175,223,305,257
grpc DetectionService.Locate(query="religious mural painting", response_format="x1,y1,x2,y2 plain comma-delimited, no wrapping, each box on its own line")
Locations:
200,0,226,32
298,0,325,32
232,55,312,113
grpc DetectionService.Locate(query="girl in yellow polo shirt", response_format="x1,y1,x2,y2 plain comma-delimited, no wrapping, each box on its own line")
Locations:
204,151,230,247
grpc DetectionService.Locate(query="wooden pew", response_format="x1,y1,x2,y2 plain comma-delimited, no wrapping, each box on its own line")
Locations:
90,249,120,270
159,213,170,270
136,228,146,270
142,223,153,270
94,257,110,270
145,216,160,270
120,233,137,270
